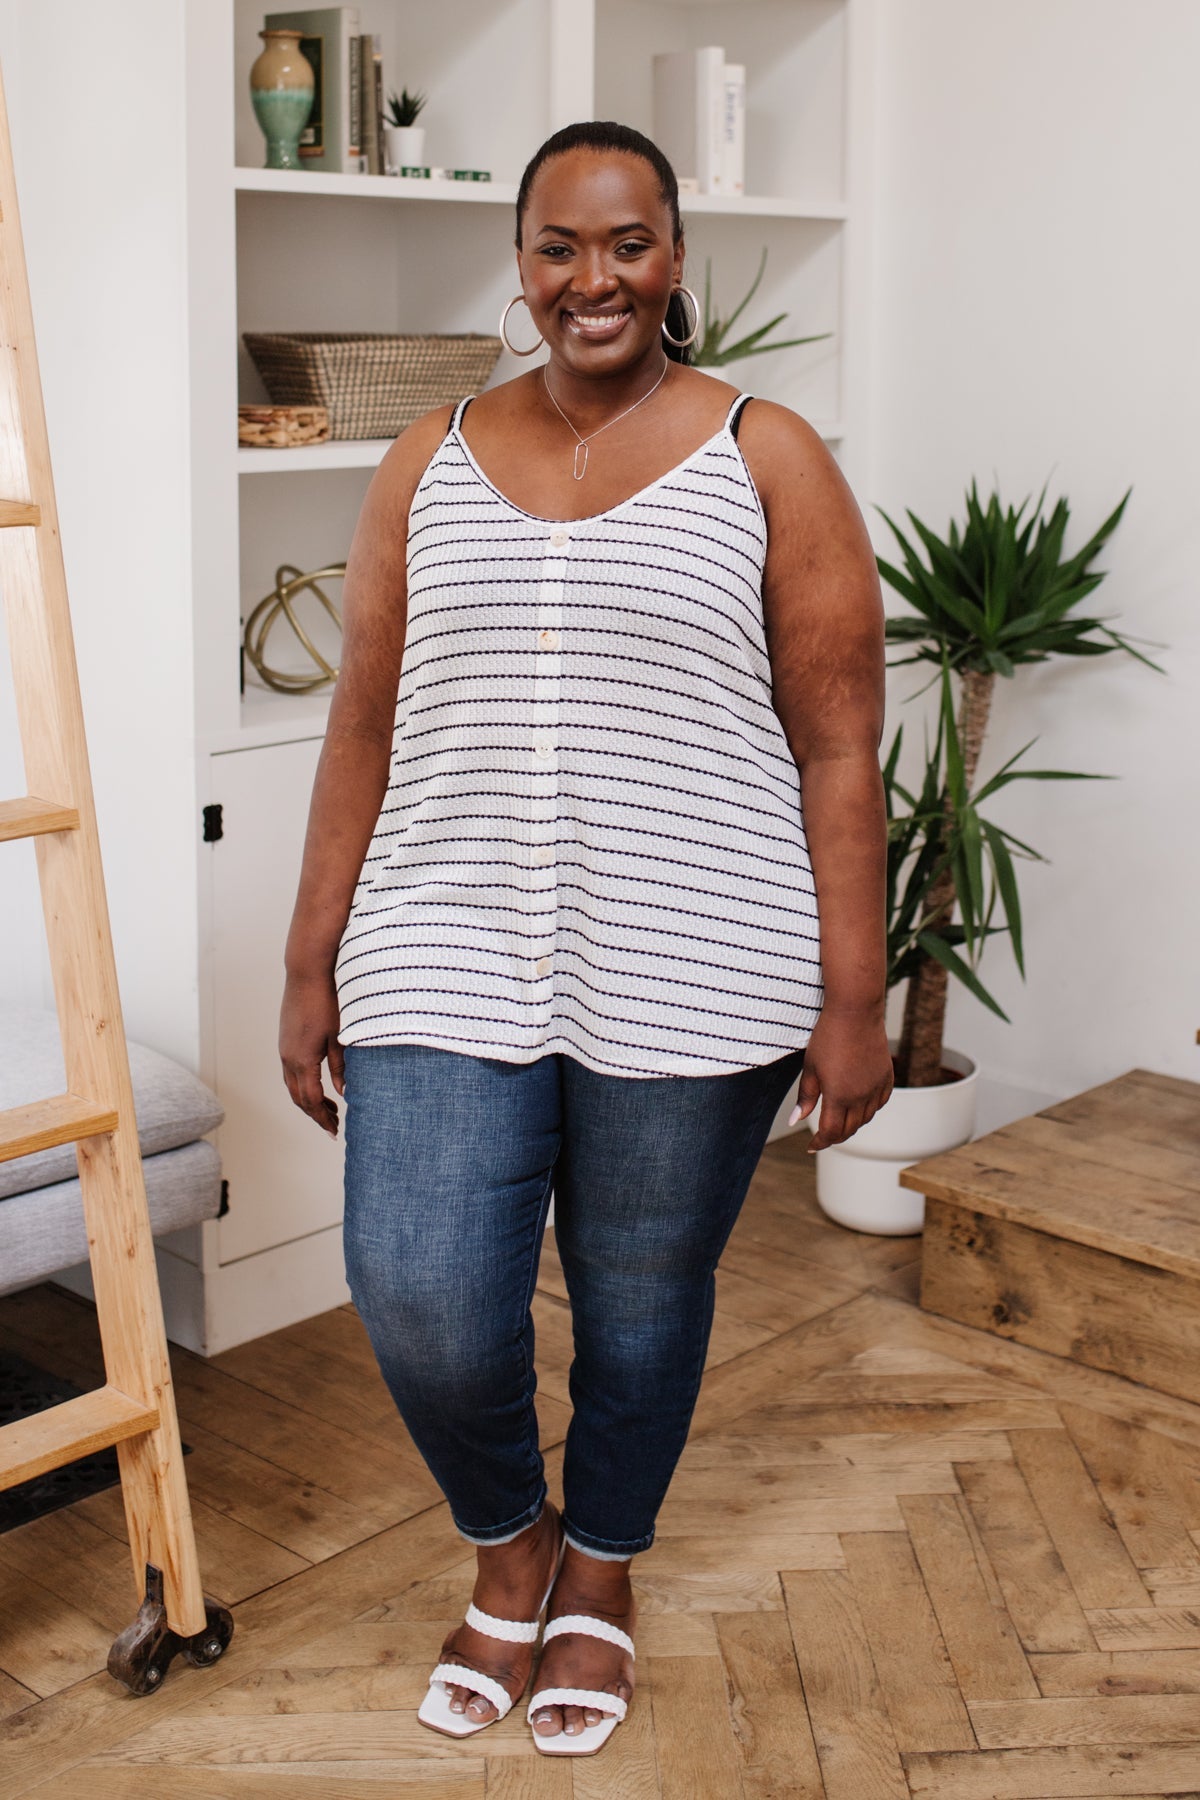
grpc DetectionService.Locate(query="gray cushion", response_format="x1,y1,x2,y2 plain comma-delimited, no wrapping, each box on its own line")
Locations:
0,1138,222,1296
0,1009,223,1198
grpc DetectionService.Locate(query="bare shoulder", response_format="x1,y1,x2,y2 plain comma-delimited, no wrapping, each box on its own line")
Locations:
735,397,849,520
674,364,742,404
370,402,457,507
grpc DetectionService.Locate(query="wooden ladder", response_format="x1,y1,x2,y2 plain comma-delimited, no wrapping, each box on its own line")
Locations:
0,67,231,1693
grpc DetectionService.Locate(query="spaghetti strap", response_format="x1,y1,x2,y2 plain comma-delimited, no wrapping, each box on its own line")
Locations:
726,393,753,441
450,395,475,434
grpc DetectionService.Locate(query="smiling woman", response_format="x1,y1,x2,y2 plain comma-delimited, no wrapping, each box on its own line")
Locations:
279,119,890,1761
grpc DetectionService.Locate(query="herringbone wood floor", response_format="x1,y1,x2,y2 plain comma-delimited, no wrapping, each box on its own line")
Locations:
4,1136,1200,1797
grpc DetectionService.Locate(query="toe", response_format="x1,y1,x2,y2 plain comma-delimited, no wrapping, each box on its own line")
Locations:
532,1703,562,1736
583,1705,602,1726
562,1703,584,1735
445,1681,498,1722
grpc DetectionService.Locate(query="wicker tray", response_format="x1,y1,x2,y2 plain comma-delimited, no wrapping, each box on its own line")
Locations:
242,332,502,440
238,404,330,448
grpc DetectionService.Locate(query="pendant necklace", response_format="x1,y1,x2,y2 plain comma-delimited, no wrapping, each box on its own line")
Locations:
543,357,670,480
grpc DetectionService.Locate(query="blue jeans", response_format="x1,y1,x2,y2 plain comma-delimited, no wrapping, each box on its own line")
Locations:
342,1043,805,1559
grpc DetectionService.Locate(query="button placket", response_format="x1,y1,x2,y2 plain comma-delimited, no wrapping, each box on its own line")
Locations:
531,525,568,984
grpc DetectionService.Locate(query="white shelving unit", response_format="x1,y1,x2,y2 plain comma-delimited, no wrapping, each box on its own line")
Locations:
39,0,876,1352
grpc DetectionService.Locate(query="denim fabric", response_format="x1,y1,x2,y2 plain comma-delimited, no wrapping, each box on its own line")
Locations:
342,1043,805,1558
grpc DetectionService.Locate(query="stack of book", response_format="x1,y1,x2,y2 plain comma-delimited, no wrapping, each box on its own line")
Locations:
652,48,745,197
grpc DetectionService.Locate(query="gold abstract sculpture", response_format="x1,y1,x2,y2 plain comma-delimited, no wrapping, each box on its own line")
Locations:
243,563,345,693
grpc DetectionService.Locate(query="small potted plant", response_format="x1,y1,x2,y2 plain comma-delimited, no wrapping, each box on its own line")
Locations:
813,481,1160,1233
384,87,426,173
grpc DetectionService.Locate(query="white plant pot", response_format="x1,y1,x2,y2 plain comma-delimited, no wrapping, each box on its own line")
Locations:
813,1044,978,1236
385,124,425,172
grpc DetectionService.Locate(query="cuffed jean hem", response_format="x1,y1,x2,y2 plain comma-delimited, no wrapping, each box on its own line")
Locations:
563,1521,654,1560
453,1489,546,1548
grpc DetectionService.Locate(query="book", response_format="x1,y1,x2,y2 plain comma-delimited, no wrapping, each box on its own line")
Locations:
348,33,362,165
359,33,383,173
719,63,745,196
371,37,383,173
264,6,361,171
652,47,725,195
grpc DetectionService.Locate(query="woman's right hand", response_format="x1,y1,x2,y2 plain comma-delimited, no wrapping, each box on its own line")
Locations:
280,968,345,1138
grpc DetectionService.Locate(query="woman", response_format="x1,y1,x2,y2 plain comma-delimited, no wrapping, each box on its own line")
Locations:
280,120,891,1758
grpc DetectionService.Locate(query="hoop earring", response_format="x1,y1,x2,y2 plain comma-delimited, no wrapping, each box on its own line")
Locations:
661,286,700,348
499,294,544,357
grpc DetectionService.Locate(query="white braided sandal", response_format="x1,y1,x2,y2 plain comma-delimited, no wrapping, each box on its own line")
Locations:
527,1613,635,1756
417,1534,566,1739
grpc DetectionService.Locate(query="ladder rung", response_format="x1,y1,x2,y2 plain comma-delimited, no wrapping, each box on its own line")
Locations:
0,1386,161,1488
0,498,39,526
0,795,79,842
0,1092,118,1163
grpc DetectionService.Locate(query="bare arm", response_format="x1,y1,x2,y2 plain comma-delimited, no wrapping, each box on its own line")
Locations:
279,407,452,1134
741,402,893,1150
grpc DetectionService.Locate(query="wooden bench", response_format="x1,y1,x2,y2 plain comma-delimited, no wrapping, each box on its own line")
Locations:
900,1067,1200,1402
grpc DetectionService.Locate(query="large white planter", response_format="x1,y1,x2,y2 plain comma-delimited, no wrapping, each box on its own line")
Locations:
814,1045,978,1236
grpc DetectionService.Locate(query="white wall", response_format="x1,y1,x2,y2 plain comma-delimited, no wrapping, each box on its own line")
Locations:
0,3,201,1065
871,0,1200,1099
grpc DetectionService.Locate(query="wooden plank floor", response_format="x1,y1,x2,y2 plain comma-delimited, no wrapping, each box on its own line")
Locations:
4,1135,1200,1797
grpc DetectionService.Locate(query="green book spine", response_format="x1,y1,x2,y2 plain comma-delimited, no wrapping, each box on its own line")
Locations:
348,34,362,160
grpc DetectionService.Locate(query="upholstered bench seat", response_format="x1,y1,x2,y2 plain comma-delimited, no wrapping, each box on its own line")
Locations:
0,1009,223,1298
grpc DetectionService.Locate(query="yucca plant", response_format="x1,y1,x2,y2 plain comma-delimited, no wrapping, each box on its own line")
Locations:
878,482,1159,1088
386,87,426,128
885,666,1096,1056
691,247,831,367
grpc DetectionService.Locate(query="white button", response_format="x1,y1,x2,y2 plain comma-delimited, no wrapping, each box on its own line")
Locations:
534,738,553,759
550,529,569,547
535,955,552,976
533,845,554,865
537,629,560,650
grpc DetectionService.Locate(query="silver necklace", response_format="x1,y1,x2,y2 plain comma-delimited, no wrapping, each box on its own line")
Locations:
543,358,670,480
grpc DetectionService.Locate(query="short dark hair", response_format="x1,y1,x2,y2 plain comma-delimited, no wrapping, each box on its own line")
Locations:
515,121,693,363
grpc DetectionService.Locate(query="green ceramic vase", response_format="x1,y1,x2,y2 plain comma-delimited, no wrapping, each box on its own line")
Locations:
250,29,315,171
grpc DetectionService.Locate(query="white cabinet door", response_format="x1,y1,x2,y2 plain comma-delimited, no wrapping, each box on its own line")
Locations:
208,736,345,1263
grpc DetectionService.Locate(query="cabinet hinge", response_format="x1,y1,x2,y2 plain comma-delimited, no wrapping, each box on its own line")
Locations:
218,1179,230,1218
202,803,224,844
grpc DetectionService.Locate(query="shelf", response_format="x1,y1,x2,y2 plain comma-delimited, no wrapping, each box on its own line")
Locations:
682,194,847,221
238,439,392,474
238,419,845,475
205,688,333,756
233,167,846,222
234,167,518,203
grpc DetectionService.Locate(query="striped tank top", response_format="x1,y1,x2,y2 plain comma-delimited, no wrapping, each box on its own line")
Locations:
335,390,823,1077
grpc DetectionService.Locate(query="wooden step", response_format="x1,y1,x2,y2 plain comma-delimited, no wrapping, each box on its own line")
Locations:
904,1068,1200,1403
0,795,79,841
0,1092,118,1163
0,498,40,526
0,1385,160,1488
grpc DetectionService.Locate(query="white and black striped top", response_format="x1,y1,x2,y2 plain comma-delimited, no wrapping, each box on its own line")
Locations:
335,390,823,1076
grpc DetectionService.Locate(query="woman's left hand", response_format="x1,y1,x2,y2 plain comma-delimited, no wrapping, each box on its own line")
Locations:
789,1008,894,1152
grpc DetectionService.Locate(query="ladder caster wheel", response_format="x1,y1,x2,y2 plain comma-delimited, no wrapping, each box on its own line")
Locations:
181,1595,234,1667
107,1565,234,1695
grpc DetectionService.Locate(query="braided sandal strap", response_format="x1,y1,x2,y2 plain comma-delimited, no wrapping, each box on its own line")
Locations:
465,1602,540,1644
428,1663,514,1719
528,1685,628,1722
542,1614,636,1659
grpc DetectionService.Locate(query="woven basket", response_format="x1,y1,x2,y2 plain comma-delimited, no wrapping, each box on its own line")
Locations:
237,404,330,448
242,332,502,440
